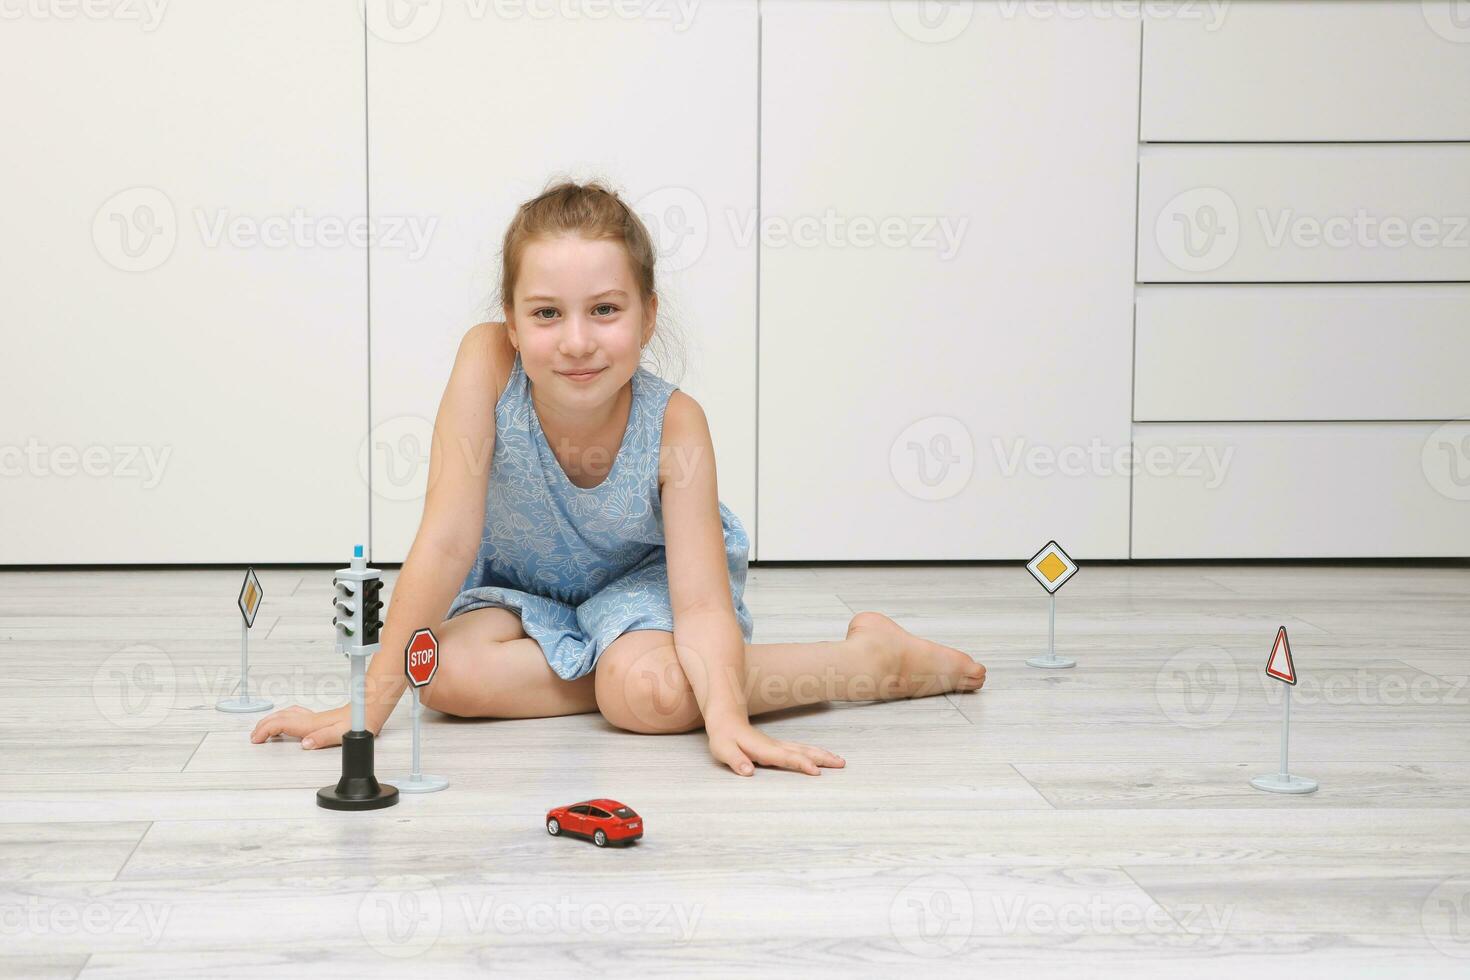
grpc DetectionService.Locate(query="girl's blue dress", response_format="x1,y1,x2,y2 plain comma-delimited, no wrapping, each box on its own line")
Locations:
447,350,755,680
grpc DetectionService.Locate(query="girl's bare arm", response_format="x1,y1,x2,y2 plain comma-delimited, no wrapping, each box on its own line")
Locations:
251,322,507,748
659,390,842,776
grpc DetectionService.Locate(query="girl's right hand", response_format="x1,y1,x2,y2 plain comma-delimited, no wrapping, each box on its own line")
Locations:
250,704,360,750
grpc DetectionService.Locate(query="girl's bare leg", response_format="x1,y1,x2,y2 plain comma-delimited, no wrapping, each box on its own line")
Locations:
421,606,598,719
423,608,986,733
592,612,987,734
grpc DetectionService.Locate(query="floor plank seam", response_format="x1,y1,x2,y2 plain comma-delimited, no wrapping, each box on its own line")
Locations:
1119,866,1190,935
112,821,152,882
1008,763,1058,809
179,733,207,773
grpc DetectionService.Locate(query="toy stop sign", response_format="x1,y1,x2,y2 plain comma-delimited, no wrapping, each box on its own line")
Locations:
405,628,439,688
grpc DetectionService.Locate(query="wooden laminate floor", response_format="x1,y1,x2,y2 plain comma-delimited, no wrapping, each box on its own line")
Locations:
2,562,1469,978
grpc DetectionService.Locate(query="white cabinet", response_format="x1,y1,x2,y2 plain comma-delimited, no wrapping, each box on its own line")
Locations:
1138,145,1470,283
1142,1,1470,142
0,4,368,564
757,1,1139,560
1135,285,1470,421
1132,423,1470,558
365,1,758,562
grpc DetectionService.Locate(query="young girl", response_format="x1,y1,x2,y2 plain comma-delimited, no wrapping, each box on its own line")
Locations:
252,179,986,777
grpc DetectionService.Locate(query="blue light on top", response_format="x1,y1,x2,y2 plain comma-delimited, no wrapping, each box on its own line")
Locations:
354,544,364,558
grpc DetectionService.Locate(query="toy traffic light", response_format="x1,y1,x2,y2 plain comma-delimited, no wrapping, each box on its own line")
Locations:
332,576,357,647
362,578,384,646
319,545,397,811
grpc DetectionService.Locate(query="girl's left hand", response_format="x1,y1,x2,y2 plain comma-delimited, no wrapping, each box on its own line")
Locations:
706,722,845,777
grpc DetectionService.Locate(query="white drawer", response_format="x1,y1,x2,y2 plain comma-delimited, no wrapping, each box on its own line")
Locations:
1142,1,1470,142
1131,422,1470,558
1135,284,1470,421
1137,144,1470,283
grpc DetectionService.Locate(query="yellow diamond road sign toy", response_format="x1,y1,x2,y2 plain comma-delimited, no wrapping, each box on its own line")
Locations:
1026,541,1078,595
237,567,264,628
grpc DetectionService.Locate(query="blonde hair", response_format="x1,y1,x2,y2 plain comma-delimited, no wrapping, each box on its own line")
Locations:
496,176,686,382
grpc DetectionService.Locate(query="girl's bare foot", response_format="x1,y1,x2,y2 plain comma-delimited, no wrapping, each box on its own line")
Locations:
842,611,987,700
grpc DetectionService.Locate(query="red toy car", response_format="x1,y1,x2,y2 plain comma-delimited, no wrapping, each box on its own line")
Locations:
545,799,642,847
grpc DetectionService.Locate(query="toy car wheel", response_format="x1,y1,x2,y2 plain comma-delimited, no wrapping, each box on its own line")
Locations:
547,818,560,836
593,829,607,847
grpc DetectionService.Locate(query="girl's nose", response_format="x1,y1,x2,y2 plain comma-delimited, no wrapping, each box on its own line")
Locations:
559,317,597,356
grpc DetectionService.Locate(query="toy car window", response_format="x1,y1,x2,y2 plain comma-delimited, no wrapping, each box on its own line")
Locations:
569,805,590,815
589,807,609,818
613,807,634,818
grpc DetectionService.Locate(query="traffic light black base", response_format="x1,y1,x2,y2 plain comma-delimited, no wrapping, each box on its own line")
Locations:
317,729,398,810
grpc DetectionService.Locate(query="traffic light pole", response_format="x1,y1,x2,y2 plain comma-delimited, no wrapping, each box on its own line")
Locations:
318,545,398,811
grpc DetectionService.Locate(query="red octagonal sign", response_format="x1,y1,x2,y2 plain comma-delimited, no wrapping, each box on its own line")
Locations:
404,627,439,688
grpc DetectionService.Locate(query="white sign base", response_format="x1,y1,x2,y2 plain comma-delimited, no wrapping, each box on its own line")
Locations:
217,620,273,713
1250,772,1319,794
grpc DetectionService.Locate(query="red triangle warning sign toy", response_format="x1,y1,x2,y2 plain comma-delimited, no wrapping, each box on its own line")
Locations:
1264,626,1296,685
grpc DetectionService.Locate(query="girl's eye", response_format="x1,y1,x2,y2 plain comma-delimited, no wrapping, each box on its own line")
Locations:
593,303,617,316
532,308,557,320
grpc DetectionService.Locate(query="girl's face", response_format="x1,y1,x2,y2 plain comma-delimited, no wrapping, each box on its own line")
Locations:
506,234,655,405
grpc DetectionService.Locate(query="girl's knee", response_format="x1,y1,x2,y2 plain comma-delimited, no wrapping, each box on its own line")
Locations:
594,635,702,735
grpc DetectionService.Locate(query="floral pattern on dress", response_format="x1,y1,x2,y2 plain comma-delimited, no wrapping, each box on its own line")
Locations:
447,350,755,680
